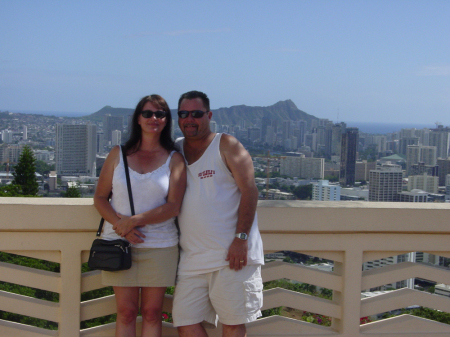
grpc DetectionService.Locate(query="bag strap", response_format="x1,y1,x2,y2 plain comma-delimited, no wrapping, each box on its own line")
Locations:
96,145,135,237
121,145,135,216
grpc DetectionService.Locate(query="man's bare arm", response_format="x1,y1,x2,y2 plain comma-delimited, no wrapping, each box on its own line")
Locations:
221,134,259,271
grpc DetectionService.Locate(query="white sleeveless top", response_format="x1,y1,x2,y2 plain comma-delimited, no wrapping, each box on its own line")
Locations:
176,133,264,275
101,147,178,248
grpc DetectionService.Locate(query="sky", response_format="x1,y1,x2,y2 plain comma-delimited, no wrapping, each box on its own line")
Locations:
1,0,449,124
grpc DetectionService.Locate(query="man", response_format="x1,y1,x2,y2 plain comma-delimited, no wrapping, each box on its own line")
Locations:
172,91,264,337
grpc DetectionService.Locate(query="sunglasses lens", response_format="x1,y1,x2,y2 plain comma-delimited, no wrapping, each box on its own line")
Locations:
141,110,152,118
178,110,206,118
178,111,189,119
141,110,166,118
154,111,166,118
191,111,205,118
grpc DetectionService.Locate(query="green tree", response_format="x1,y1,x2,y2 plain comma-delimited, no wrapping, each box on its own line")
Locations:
34,160,55,176
63,185,82,198
0,184,23,197
293,184,312,200
12,146,39,196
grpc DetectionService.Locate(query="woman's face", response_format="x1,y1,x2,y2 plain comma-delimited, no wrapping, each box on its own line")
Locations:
138,101,167,136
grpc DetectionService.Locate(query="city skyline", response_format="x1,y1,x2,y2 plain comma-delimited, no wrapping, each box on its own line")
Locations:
1,1,449,125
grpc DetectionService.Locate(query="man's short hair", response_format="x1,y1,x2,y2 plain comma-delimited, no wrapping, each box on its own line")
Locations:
178,90,210,112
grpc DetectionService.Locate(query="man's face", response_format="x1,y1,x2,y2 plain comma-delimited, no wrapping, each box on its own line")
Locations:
178,98,212,139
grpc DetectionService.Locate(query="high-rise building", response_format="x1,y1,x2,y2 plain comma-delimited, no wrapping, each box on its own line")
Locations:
261,117,271,141
210,121,217,133
265,126,274,145
363,253,413,290
22,126,27,140
282,120,291,140
297,120,307,147
373,135,387,153
407,173,438,194
0,144,23,164
305,132,317,152
56,124,97,176
312,180,341,201
416,128,430,146
438,158,450,186
429,126,450,159
325,123,345,159
420,146,437,166
339,128,359,186
103,115,123,143
399,137,419,155
280,155,324,179
406,145,421,176
1,130,13,144
111,130,122,146
409,162,439,176
369,163,403,202
247,127,261,142
355,160,376,181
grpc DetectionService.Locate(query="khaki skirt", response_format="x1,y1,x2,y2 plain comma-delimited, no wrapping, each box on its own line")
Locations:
102,245,179,287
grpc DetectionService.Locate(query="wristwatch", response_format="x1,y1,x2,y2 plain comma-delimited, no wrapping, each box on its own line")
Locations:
235,233,248,240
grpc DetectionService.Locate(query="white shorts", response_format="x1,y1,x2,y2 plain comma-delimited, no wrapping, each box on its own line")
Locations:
172,265,263,327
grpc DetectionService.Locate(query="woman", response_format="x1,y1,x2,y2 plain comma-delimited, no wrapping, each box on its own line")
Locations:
94,94,186,337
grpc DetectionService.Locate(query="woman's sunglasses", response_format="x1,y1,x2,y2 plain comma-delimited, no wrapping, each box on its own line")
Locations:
141,110,167,119
177,110,208,119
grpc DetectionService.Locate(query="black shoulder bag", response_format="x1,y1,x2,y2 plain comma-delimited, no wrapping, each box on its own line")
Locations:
88,145,135,271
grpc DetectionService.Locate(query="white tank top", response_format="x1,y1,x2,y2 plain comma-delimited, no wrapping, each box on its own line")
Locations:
176,133,264,275
101,148,178,248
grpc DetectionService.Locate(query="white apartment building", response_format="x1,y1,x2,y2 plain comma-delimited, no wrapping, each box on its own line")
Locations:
1,130,13,144
398,189,428,202
429,127,450,159
33,150,53,163
0,144,23,164
406,145,420,175
363,253,414,291
210,121,217,133
280,155,324,179
111,130,121,146
373,135,387,153
55,124,97,176
368,163,403,202
312,180,341,201
420,146,437,166
407,173,438,194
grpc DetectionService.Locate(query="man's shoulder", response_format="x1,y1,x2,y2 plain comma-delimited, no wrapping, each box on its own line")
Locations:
174,137,184,152
219,133,245,155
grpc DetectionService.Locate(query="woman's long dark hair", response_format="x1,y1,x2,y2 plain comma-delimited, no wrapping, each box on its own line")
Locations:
123,95,175,155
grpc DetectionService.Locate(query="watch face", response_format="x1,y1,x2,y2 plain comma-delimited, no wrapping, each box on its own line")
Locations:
236,233,248,240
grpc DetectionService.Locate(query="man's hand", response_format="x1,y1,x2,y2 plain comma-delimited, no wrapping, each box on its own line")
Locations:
226,238,248,271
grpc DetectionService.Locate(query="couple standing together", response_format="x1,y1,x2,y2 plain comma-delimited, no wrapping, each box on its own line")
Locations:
94,91,264,337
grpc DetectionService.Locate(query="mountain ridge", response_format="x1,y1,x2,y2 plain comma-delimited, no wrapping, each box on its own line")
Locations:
81,99,319,126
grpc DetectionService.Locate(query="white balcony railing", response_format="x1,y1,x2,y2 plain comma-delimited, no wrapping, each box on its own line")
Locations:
1,198,450,336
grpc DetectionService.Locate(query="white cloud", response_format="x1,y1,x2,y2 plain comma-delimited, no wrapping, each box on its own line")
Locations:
418,65,450,76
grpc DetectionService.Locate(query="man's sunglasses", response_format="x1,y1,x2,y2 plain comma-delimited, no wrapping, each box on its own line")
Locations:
141,110,167,119
177,110,208,119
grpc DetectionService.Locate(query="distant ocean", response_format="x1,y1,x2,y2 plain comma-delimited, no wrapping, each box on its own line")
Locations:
6,109,88,117
3,109,440,135
345,122,437,134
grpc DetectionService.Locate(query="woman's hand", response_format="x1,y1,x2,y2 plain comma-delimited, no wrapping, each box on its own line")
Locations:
124,229,146,244
113,213,142,237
